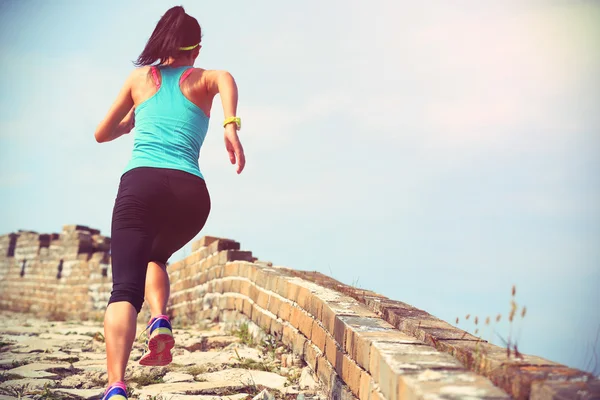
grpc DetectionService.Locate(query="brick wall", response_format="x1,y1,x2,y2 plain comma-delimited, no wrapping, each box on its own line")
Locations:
0,225,111,321
0,227,598,399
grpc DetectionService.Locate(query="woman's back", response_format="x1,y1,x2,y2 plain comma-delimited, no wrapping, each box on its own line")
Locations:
125,66,211,179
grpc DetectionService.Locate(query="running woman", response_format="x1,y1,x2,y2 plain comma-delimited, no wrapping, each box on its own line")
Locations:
94,6,245,400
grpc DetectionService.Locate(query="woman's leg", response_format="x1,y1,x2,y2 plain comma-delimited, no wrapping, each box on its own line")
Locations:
106,168,163,385
145,261,170,317
104,301,137,385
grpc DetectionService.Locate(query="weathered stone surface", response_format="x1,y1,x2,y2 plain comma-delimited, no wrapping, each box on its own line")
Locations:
399,369,510,400
166,395,250,400
9,361,72,377
530,378,600,400
252,388,275,400
53,388,104,399
163,371,195,383
0,311,327,400
0,377,55,390
202,368,288,391
299,367,319,390
169,395,250,400
136,381,245,397
179,334,241,352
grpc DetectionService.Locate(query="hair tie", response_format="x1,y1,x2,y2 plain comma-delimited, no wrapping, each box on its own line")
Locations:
179,43,200,51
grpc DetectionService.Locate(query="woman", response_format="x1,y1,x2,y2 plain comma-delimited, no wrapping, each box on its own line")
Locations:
94,6,245,400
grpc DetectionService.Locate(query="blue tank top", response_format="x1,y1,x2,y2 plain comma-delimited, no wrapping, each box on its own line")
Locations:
124,66,210,179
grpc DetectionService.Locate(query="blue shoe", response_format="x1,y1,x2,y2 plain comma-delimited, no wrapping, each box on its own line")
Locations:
102,382,127,400
139,314,175,366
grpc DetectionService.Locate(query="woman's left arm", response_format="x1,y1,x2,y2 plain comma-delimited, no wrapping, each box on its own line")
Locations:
94,71,135,143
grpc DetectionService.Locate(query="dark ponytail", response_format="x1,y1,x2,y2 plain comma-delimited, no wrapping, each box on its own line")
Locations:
135,6,202,67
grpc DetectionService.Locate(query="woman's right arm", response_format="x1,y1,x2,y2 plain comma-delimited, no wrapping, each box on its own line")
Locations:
206,70,245,174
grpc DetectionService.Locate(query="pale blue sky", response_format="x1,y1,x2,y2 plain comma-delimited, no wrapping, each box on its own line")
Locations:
1,1,599,373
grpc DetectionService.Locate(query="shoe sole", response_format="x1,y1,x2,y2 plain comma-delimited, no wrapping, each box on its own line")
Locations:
139,328,174,367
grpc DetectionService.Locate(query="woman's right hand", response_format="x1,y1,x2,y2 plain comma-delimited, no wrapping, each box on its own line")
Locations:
117,107,135,136
224,124,245,174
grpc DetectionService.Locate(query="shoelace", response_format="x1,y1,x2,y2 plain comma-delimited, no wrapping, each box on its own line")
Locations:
136,322,152,343
136,318,157,353
136,317,171,354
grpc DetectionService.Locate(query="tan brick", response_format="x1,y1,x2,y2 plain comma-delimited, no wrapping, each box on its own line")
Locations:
306,294,324,321
207,238,240,254
359,371,374,400
317,356,334,392
237,262,250,278
292,328,307,357
204,253,217,269
256,288,270,310
213,265,225,279
325,334,342,370
213,279,223,293
249,284,259,302
311,321,327,353
258,310,272,332
230,278,241,294
242,298,253,318
185,251,202,264
247,263,259,282
234,297,244,311
265,273,281,292
191,236,219,251
251,304,261,325
267,295,281,316
223,262,239,277
198,271,207,285
296,285,311,309
169,260,184,272
239,280,251,297
254,268,269,288
226,295,236,310
199,258,209,273
217,296,227,310
341,354,363,398
320,301,337,336
282,323,294,348
277,300,292,321
287,281,301,303
354,329,418,373
304,342,322,372
298,309,314,339
222,279,232,294
270,318,284,340
289,305,302,329
222,250,254,264
275,277,290,299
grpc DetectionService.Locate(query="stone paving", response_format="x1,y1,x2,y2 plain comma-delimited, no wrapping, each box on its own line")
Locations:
0,312,324,400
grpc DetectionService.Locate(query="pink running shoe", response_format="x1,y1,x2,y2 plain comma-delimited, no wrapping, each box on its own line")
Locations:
139,315,175,366
102,381,128,400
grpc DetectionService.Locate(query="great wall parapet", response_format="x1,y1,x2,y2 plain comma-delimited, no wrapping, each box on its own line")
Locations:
0,225,598,400
0,225,112,320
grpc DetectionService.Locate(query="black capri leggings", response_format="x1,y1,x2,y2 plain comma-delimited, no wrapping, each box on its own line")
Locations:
109,167,211,312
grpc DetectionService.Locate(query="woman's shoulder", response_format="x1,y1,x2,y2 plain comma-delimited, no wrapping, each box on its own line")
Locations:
125,66,154,84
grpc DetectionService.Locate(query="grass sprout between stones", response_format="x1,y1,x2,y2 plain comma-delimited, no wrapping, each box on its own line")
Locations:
231,322,255,346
